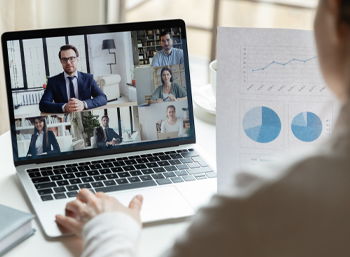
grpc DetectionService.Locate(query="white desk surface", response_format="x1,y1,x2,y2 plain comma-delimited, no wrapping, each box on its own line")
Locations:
0,103,216,257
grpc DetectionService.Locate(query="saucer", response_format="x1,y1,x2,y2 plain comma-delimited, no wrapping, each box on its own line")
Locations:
193,84,216,114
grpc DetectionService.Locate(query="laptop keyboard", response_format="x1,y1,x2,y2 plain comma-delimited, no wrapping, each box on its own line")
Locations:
25,149,217,201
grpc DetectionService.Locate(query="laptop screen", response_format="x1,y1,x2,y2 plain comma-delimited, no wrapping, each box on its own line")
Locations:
1,20,196,165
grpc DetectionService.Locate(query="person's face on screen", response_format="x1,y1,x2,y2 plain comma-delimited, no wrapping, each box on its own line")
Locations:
102,117,109,128
162,70,172,84
167,108,175,119
35,119,44,133
160,34,173,52
60,49,79,76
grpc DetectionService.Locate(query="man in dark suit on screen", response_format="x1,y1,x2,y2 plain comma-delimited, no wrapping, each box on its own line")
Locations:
39,44,107,113
93,115,122,148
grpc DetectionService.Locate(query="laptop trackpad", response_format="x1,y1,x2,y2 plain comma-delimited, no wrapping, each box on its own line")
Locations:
110,186,195,222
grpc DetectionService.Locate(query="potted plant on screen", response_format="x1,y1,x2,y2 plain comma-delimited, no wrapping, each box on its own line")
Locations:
182,107,189,119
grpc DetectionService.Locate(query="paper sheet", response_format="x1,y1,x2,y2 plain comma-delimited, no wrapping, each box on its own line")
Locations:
216,28,340,190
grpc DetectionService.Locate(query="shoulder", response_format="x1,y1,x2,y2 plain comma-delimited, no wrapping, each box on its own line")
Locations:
47,130,55,137
173,48,183,53
155,85,163,91
172,82,181,88
79,72,93,79
48,73,64,82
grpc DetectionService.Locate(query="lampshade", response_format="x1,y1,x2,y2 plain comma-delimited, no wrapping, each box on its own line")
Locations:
102,39,116,50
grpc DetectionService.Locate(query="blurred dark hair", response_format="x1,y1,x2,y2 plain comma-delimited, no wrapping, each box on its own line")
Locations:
339,0,350,25
32,117,49,148
160,67,173,84
166,105,176,112
159,30,172,40
101,115,109,121
58,44,79,59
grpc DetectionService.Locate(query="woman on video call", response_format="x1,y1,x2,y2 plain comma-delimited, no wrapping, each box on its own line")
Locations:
150,67,187,103
56,0,350,256
27,117,61,157
161,105,183,136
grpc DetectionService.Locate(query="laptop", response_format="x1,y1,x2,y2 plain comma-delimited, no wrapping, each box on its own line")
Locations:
1,19,217,238
158,131,179,140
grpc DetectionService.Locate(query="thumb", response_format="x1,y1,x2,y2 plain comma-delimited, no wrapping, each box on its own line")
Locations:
129,195,143,213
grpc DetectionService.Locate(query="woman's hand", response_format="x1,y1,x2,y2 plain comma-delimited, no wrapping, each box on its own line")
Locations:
156,98,164,103
168,95,177,101
55,189,143,238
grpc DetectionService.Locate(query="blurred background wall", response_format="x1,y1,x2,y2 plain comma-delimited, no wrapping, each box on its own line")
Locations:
0,0,317,135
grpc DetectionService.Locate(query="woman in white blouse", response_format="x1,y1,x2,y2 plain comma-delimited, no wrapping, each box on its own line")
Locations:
56,0,350,256
161,105,183,137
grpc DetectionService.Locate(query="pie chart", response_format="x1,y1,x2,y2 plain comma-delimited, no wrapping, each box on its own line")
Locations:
291,112,322,142
243,106,281,143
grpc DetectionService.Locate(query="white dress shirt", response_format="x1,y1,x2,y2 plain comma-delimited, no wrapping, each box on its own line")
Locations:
35,131,44,155
62,72,88,112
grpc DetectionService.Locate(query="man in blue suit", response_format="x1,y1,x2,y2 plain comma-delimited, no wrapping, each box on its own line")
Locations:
39,44,107,113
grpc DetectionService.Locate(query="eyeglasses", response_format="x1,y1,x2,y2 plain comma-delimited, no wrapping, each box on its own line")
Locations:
60,56,77,63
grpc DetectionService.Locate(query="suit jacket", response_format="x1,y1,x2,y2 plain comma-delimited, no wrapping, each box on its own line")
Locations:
92,127,122,149
39,71,107,113
27,130,61,157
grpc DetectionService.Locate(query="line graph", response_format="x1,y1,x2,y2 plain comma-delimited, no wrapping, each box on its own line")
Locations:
240,46,329,96
252,57,317,72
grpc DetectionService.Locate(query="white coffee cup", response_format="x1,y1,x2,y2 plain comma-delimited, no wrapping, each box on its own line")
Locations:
209,60,217,98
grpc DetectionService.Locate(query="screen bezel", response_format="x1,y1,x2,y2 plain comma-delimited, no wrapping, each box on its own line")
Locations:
1,19,196,167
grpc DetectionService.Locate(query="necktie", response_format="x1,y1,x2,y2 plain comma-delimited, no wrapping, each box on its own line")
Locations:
105,129,109,140
68,76,76,98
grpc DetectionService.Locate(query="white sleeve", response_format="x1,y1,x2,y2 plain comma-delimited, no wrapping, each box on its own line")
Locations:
161,121,166,133
178,119,183,136
82,212,141,257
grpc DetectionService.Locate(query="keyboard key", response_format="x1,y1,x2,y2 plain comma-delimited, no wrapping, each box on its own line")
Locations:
176,164,188,170
100,168,112,175
98,181,157,193
134,164,147,169
123,166,135,171
91,160,104,164
113,161,126,167
78,162,91,166
140,154,153,158
82,177,94,182
182,175,196,181
103,180,116,186
53,165,65,169
181,151,199,158
101,163,114,168
56,180,69,186
69,178,82,184
188,163,200,169
170,154,182,159
159,155,171,161
53,169,66,175
67,191,78,198
128,155,140,159
194,174,207,180
79,183,92,189
116,157,128,161
41,195,54,201
152,174,165,179
175,170,188,176
116,178,128,184
146,162,158,168
27,168,39,172
94,175,106,181
169,160,181,165
106,174,119,179
50,175,63,181
141,169,154,175
130,171,142,176
176,149,188,153
41,170,54,176
111,167,123,172
40,167,52,171
54,187,66,193
54,193,66,199
88,188,96,194
157,161,170,167
103,158,115,162
156,178,172,185
32,177,50,184
153,167,166,173
164,151,176,154
65,167,78,173
152,152,164,156
89,164,102,170
66,163,78,167
87,170,100,176
165,166,177,171
187,167,213,175
188,148,195,151
77,166,90,171
180,158,193,163
75,172,88,177
146,157,159,162
128,177,141,183
29,172,41,178
206,172,217,178
191,157,209,167
119,172,131,178
163,172,176,178
35,182,56,189
91,182,104,188
63,173,75,179
125,160,137,165
140,175,153,181
136,158,148,163
37,188,53,195
171,177,184,183
66,185,79,191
